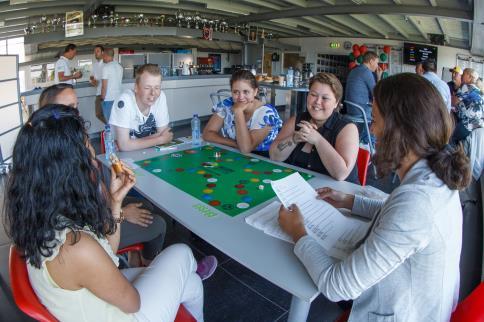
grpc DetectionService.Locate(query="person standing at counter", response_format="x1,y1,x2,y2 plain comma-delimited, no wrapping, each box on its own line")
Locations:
203,69,282,156
89,45,106,123
344,51,382,145
54,43,82,85
109,64,173,151
279,73,470,321
101,48,123,122
269,73,359,183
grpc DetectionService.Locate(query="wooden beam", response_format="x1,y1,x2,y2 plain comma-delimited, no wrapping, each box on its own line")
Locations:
349,14,387,38
378,14,410,39
408,16,429,41
303,16,353,36
228,4,473,23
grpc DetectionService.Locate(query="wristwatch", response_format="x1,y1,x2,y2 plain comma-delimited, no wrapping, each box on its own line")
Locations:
113,209,125,224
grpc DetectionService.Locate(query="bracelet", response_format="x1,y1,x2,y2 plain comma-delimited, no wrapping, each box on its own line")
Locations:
113,209,125,224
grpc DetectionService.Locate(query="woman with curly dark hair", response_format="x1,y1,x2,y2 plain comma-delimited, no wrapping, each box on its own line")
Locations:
278,73,471,321
4,105,206,322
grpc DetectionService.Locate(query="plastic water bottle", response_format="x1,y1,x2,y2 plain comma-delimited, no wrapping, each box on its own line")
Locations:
191,114,201,146
286,67,294,87
104,124,115,160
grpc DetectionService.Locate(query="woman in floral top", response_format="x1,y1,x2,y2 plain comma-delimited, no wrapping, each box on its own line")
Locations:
452,68,484,142
203,70,282,157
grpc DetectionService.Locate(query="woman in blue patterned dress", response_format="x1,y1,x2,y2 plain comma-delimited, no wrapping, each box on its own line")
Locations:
203,70,282,157
452,68,484,143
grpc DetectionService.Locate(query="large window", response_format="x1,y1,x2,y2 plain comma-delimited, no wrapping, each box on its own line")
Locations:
7,37,25,63
0,40,6,55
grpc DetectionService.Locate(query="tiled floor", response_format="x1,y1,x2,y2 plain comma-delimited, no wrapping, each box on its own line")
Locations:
0,123,399,322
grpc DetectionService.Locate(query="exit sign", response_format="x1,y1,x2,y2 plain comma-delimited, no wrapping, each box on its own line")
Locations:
330,42,340,49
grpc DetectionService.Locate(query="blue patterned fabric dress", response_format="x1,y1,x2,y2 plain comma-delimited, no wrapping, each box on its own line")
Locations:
455,84,484,131
212,97,283,151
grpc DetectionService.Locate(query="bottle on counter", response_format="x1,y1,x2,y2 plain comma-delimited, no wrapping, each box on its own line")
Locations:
286,67,294,87
104,124,115,160
191,114,201,146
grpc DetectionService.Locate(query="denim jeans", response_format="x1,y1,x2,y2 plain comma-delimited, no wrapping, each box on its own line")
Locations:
102,100,114,123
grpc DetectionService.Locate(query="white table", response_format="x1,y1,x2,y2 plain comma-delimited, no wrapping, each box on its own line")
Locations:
100,142,384,322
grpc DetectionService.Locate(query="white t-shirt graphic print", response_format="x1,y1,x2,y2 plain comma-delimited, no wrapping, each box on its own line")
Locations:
109,89,169,139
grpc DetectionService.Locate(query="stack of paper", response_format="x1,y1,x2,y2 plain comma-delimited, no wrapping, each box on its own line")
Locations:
245,172,370,260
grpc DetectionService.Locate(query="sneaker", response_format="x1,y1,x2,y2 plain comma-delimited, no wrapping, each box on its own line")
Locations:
196,255,218,281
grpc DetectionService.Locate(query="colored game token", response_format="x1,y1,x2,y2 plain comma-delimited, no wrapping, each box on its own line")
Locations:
202,194,213,201
152,169,162,173
244,168,253,172
239,180,249,184
242,196,253,203
264,171,272,175
225,158,234,162
207,178,218,183
252,171,261,175
236,202,250,209
263,179,271,184
235,184,244,188
222,204,234,210
203,189,214,194
184,150,197,154
237,190,248,195
250,178,260,183
284,169,293,173
204,174,212,178
250,158,260,162
176,168,184,172
197,170,206,175
206,183,216,188
273,169,282,173
258,185,265,190
209,200,221,206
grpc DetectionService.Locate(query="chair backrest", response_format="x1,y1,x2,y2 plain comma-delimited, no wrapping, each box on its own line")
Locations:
9,245,58,322
10,244,195,322
100,130,106,154
357,147,371,186
210,90,232,107
451,282,484,322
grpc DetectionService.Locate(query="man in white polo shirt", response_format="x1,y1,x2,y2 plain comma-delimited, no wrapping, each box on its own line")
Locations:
101,48,123,122
110,63,173,151
54,43,82,84
89,45,105,123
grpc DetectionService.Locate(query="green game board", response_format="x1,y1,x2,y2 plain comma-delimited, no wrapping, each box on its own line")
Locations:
135,145,313,217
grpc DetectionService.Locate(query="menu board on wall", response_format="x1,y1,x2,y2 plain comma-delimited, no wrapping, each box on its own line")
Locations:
403,42,438,65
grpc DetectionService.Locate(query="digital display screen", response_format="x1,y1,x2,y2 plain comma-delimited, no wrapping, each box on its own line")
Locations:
403,42,438,65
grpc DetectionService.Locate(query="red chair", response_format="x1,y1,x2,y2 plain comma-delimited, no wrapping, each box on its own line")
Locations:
9,244,195,322
451,282,484,322
335,282,484,322
357,147,371,186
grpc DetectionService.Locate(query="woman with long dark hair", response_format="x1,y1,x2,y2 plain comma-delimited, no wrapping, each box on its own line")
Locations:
278,73,471,321
5,105,206,321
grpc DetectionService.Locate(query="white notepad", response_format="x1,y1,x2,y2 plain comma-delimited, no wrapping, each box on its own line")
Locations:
245,172,370,260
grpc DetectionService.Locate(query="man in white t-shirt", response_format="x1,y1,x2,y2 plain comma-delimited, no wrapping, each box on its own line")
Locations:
54,44,82,85
89,45,105,123
110,64,173,151
101,48,123,122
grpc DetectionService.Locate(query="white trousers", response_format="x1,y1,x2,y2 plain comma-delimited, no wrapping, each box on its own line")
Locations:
122,243,204,322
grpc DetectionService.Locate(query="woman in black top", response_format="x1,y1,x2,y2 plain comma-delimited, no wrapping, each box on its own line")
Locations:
269,73,359,183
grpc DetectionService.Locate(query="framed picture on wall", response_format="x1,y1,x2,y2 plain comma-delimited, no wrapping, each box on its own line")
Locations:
247,26,258,43
208,54,221,73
